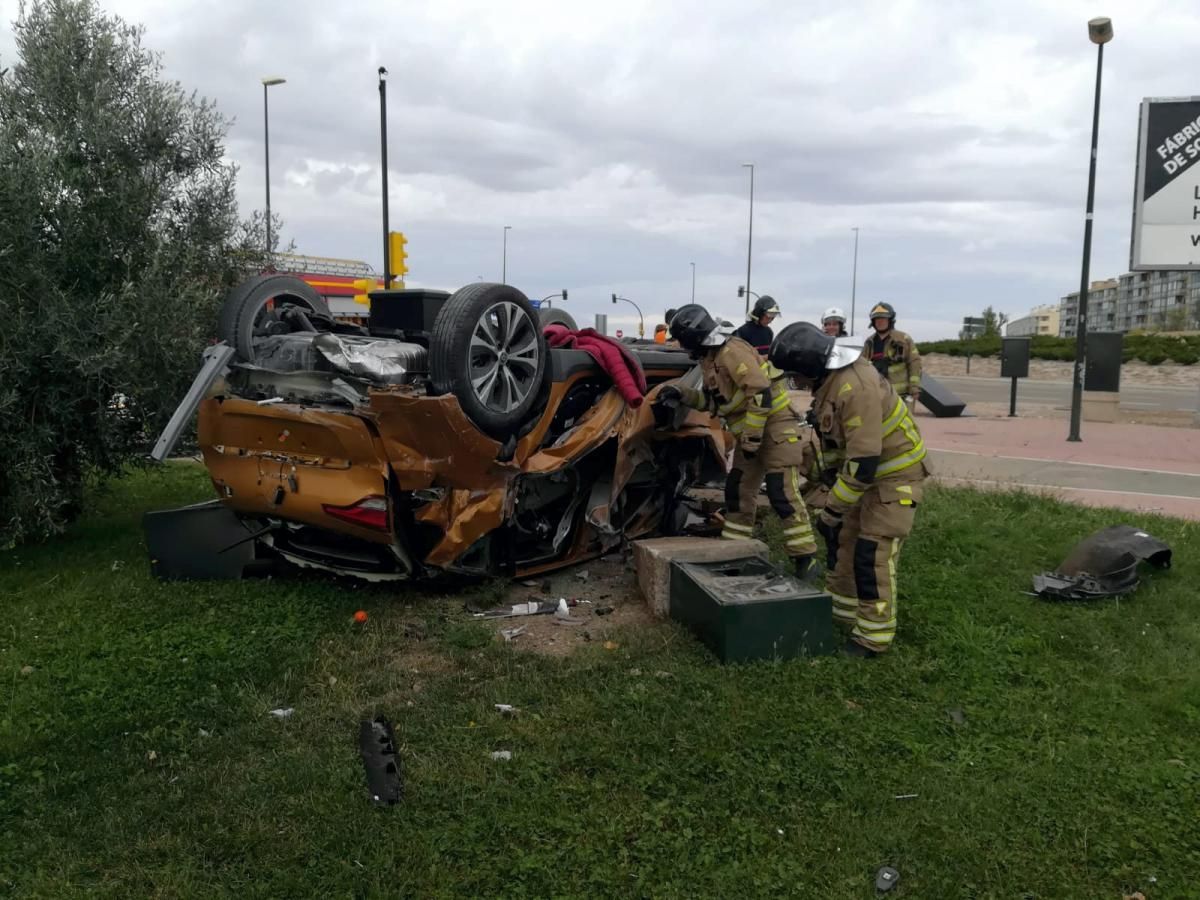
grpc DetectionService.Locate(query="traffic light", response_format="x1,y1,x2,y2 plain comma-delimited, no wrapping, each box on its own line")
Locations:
352,278,377,306
388,231,408,282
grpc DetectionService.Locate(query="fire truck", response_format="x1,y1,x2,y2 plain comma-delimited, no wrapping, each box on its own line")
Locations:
267,253,390,326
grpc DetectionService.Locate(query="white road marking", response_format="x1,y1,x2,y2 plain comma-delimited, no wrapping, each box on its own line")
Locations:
932,475,1200,503
928,447,1200,479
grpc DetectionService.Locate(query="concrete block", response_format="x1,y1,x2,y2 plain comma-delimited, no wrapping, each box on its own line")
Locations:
633,536,769,617
1082,390,1118,423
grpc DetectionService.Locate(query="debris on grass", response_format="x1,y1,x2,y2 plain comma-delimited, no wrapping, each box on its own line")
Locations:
358,716,402,807
604,641,619,651
875,866,900,892
20,665,33,676
575,569,590,582
893,793,918,800
595,605,615,616
948,707,966,726
494,704,519,716
554,599,571,620
490,750,513,762
500,626,528,642
477,600,558,619
269,707,295,719
1033,525,1172,601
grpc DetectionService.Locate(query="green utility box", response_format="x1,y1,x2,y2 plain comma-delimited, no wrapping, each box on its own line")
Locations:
669,557,835,663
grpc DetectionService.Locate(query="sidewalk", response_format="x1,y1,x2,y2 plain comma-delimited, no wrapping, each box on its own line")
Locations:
919,413,1200,520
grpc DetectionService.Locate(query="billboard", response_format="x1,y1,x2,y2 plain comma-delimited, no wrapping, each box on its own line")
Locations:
1131,97,1200,270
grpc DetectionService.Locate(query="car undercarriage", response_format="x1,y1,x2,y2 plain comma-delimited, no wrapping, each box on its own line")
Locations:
147,277,729,582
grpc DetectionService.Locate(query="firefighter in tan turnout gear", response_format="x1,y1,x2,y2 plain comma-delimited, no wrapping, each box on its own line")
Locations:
861,302,922,408
655,305,818,578
771,322,927,657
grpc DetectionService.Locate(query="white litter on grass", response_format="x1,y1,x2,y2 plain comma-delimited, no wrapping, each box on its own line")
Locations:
269,708,294,719
494,704,519,716
500,626,527,642
554,598,571,619
490,750,513,761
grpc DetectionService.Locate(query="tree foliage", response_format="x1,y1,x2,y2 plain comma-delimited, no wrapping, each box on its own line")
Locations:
0,0,271,545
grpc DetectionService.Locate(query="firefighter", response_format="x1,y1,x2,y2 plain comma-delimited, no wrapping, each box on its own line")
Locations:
734,295,780,356
656,304,818,579
821,307,848,337
861,302,921,409
770,321,927,657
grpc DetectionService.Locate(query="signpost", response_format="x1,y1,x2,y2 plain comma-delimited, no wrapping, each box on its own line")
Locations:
1131,96,1200,271
961,317,985,374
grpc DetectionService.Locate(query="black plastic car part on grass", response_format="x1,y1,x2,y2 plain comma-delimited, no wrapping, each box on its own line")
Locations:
1033,524,1172,600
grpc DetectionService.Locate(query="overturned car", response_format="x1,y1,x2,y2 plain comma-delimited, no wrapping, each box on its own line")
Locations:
147,276,729,582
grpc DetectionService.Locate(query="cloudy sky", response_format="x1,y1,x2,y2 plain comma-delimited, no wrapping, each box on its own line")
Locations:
3,0,1197,337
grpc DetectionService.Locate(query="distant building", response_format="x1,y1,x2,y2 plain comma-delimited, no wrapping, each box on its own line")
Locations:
1006,304,1060,337
1060,270,1200,337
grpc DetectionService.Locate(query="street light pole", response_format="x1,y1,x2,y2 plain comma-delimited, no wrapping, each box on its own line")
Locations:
742,163,755,315
690,262,696,302
612,294,645,338
261,77,286,256
1068,17,1114,443
378,67,391,288
502,225,512,283
850,227,860,337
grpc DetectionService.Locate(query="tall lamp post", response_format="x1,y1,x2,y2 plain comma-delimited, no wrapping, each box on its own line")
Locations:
690,262,696,302
742,163,755,315
850,226,860,337
1067,17,1114,443
261,77,286,256
612,294,645,338
502,226,512,283
378,67,391,287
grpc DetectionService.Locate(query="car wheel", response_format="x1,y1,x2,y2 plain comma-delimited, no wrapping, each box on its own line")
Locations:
431,283,548,439
538,307,578,331
217,274,332,362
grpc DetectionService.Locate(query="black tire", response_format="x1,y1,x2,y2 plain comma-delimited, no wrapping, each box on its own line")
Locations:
538,307,578,331
431,283,548,439
217,274,332,362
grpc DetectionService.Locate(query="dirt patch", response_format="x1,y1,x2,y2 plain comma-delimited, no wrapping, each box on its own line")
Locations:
476,553,665,657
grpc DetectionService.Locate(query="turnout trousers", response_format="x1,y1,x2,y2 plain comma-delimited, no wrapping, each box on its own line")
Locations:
721,418,817,559
825,472,923,652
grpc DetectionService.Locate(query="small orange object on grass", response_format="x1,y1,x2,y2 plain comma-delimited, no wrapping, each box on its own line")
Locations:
353,610,369,624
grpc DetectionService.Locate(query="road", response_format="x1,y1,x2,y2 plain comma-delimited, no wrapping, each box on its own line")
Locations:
934,375,1199,413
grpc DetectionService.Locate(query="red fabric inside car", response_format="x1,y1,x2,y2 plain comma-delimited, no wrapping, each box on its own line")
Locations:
543,324,648,408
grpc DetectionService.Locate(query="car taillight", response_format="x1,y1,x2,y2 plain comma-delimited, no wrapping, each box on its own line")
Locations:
322,496,389,531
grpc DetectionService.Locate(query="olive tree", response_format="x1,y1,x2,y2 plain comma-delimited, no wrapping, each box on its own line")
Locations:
0,0,272,545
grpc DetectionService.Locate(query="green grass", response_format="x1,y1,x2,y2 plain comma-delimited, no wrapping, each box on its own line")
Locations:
2,467,1198,898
